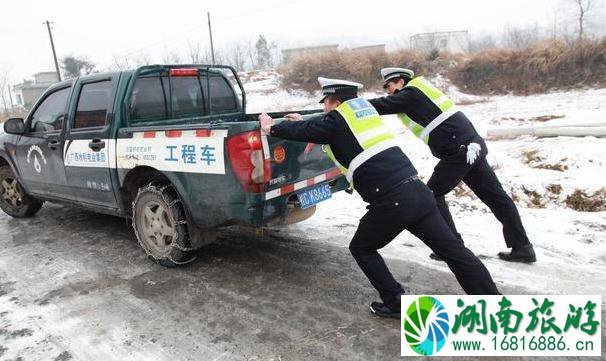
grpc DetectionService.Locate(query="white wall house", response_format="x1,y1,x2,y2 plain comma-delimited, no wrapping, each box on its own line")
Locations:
410,31,469,54
13,71,60,108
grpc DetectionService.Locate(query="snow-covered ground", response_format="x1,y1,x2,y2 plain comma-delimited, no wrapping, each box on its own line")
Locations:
244,70,606,297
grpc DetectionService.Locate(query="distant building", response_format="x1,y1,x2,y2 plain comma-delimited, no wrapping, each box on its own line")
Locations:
410,31,469,54
350,44,386,53
281,44,339,64
13,71,60,108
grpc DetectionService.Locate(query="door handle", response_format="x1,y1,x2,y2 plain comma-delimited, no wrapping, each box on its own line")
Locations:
88,139,106,151
48,140,60,150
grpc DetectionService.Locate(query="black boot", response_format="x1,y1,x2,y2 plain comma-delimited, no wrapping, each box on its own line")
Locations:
498,244,536,263
369,301,401,319
429,252,444,261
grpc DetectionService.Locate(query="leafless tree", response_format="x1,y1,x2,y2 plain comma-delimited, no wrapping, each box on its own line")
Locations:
571,0,592,41
469,34,498,52
112,55,131,70
0,70,12,118
162,49,183,64
134,53,153,66
187,41,204,64
227,42,247,71
268,40,281,68
502,25,541,49
246,40,258,70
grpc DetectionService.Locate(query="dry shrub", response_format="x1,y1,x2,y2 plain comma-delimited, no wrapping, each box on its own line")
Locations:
522,187,545,208
547,184,563,195
521,149,542,164
521,149,568,171
449,38,606,94
529,114,565,122
533,162,568,172
565,189,606,212
280,50,355,93
453,182,472,197
279,38,605,95
280,48,453,93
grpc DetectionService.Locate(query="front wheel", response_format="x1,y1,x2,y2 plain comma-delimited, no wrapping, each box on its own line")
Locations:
132,183,195,267
0,165,43,218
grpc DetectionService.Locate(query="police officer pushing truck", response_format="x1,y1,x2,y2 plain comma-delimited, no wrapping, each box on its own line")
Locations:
259,77,500,319
369,68,536,263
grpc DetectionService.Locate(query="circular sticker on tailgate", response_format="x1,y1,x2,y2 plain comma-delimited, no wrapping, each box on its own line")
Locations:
273,145,286,163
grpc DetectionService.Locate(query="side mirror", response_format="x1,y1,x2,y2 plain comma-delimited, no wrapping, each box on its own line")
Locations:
3,118,25,135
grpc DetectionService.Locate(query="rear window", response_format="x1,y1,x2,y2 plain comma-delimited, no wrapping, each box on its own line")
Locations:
129,75,169,122
208,76,237,113
128,70,238,124
171,76,206,119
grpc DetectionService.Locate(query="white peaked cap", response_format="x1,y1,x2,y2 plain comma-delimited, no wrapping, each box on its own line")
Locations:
317,77,364,90
380,68,415,83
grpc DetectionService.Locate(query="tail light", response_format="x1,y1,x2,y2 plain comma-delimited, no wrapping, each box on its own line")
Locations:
170,68,199,76
227,130,271,193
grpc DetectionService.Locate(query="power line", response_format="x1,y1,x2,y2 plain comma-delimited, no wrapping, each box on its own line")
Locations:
111,2,295,59
114,24,205,58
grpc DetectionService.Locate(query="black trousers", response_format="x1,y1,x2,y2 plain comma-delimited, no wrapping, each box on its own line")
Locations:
427,137,530,249
349,179,500,307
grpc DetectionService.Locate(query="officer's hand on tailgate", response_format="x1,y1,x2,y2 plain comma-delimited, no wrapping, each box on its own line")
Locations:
259,113,274,135
285,113,304,121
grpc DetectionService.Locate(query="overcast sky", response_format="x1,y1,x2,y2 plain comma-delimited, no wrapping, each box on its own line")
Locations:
1,0,604,82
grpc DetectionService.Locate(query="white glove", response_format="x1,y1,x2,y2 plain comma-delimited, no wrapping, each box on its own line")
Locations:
466,142,481,165
284,113,304,121
259,113,274,135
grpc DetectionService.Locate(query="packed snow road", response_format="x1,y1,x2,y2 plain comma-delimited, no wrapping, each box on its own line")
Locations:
0,203,604,361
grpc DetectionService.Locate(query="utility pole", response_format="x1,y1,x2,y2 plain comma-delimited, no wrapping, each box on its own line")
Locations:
207,11,216,65
44,20,61,82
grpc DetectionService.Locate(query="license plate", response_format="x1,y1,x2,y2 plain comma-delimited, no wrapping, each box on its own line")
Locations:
297,183,332,209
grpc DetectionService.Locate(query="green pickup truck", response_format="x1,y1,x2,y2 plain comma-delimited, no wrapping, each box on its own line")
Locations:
0,65,347,266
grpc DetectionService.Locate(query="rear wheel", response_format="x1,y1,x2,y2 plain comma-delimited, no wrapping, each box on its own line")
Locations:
132,183,195,267
0,165,43,218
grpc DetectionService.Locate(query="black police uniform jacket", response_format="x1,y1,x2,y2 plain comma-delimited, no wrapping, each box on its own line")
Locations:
270,109,417,204
369,87,480,158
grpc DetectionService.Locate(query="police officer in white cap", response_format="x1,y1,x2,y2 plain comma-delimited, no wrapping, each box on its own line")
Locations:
259,77,499,319
370,68,536,263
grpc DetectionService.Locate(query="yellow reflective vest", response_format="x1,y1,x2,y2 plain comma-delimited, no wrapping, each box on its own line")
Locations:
322,98,398,186
396,76,457,144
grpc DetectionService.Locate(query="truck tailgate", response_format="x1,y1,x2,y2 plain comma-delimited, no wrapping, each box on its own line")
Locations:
262,117,344,201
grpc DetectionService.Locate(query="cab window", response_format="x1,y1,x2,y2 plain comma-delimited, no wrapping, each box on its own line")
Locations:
29,87,71,133
73,80,112,129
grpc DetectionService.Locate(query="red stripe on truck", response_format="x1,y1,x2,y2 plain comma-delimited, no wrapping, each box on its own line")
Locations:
196,129,211,137
326,168,343,179
265,167,343,200
166,130,182,138
281,183,295,195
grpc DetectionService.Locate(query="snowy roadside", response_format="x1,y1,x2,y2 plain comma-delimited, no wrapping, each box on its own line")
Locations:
243,71,606,297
